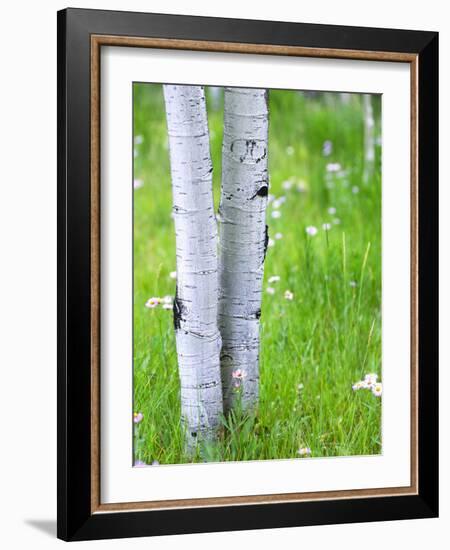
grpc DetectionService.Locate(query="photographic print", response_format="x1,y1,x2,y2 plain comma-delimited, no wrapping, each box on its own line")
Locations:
58,9,438,539
133,84,382,466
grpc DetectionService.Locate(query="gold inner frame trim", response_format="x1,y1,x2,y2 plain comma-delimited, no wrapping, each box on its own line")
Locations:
90,34,419,514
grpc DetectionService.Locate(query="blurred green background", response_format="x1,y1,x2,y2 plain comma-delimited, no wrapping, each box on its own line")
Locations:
133,85,382,465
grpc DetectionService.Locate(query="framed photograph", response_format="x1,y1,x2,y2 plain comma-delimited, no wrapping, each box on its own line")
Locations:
57,8,438,541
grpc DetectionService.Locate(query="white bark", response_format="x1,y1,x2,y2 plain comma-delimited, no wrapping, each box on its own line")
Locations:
163,85,223,451
363,94,375,185
218,88,269,415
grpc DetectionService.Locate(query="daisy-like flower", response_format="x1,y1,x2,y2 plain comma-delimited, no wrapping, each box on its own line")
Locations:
305,226,318,236
371,383,382,397
284,290,294,301
169,271,177,279
352,186,360,194
327,206,337,215
268,275,280,283
232,369,247,388
364,373,378,386
133,179,144,189
162,303,173,310
275,232,283,240
286,145,294,156
162,295,173,305
145,297,160,309
322,223,332,231
282,180,293,190
134,135,144,145
232,369,247,380
349,280,357,288
133,412,144,424
297,383,304,391
333,218,341,225
271,210,282,219
134,459,147,467
268,238,275,248
266,287,276,295
326,162,342,173
297,447,312,457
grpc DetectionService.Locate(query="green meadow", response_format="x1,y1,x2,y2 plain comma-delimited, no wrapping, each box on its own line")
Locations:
133,85,382,465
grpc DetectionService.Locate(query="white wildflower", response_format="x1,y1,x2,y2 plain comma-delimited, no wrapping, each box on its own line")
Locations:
232,369,247,380
266,287,276,295
322,223,332,231
326,162,341,173
145,297,160,309
268,275,280,283
271,210,282,219
364,373,378,386
275,232,283,240
327,206,336,215
297,447,312,457
284,290,294,301
305,226,318,236
169,271,177,279
371,383,382,397
133,179,144,190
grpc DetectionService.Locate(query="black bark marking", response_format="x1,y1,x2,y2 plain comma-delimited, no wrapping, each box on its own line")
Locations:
263,224,269,261
230,139,267,163
255,308,262,319
250,185,269,200
173,287,185,330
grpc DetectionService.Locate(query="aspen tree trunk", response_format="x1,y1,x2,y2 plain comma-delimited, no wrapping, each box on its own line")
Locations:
363,94,375,185
163,85,223,452
218,88,269,415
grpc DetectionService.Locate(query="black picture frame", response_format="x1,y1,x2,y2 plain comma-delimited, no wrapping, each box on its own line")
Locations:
57,7,438,541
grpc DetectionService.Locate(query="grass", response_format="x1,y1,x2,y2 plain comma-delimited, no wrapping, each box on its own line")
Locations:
133,85,382,465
